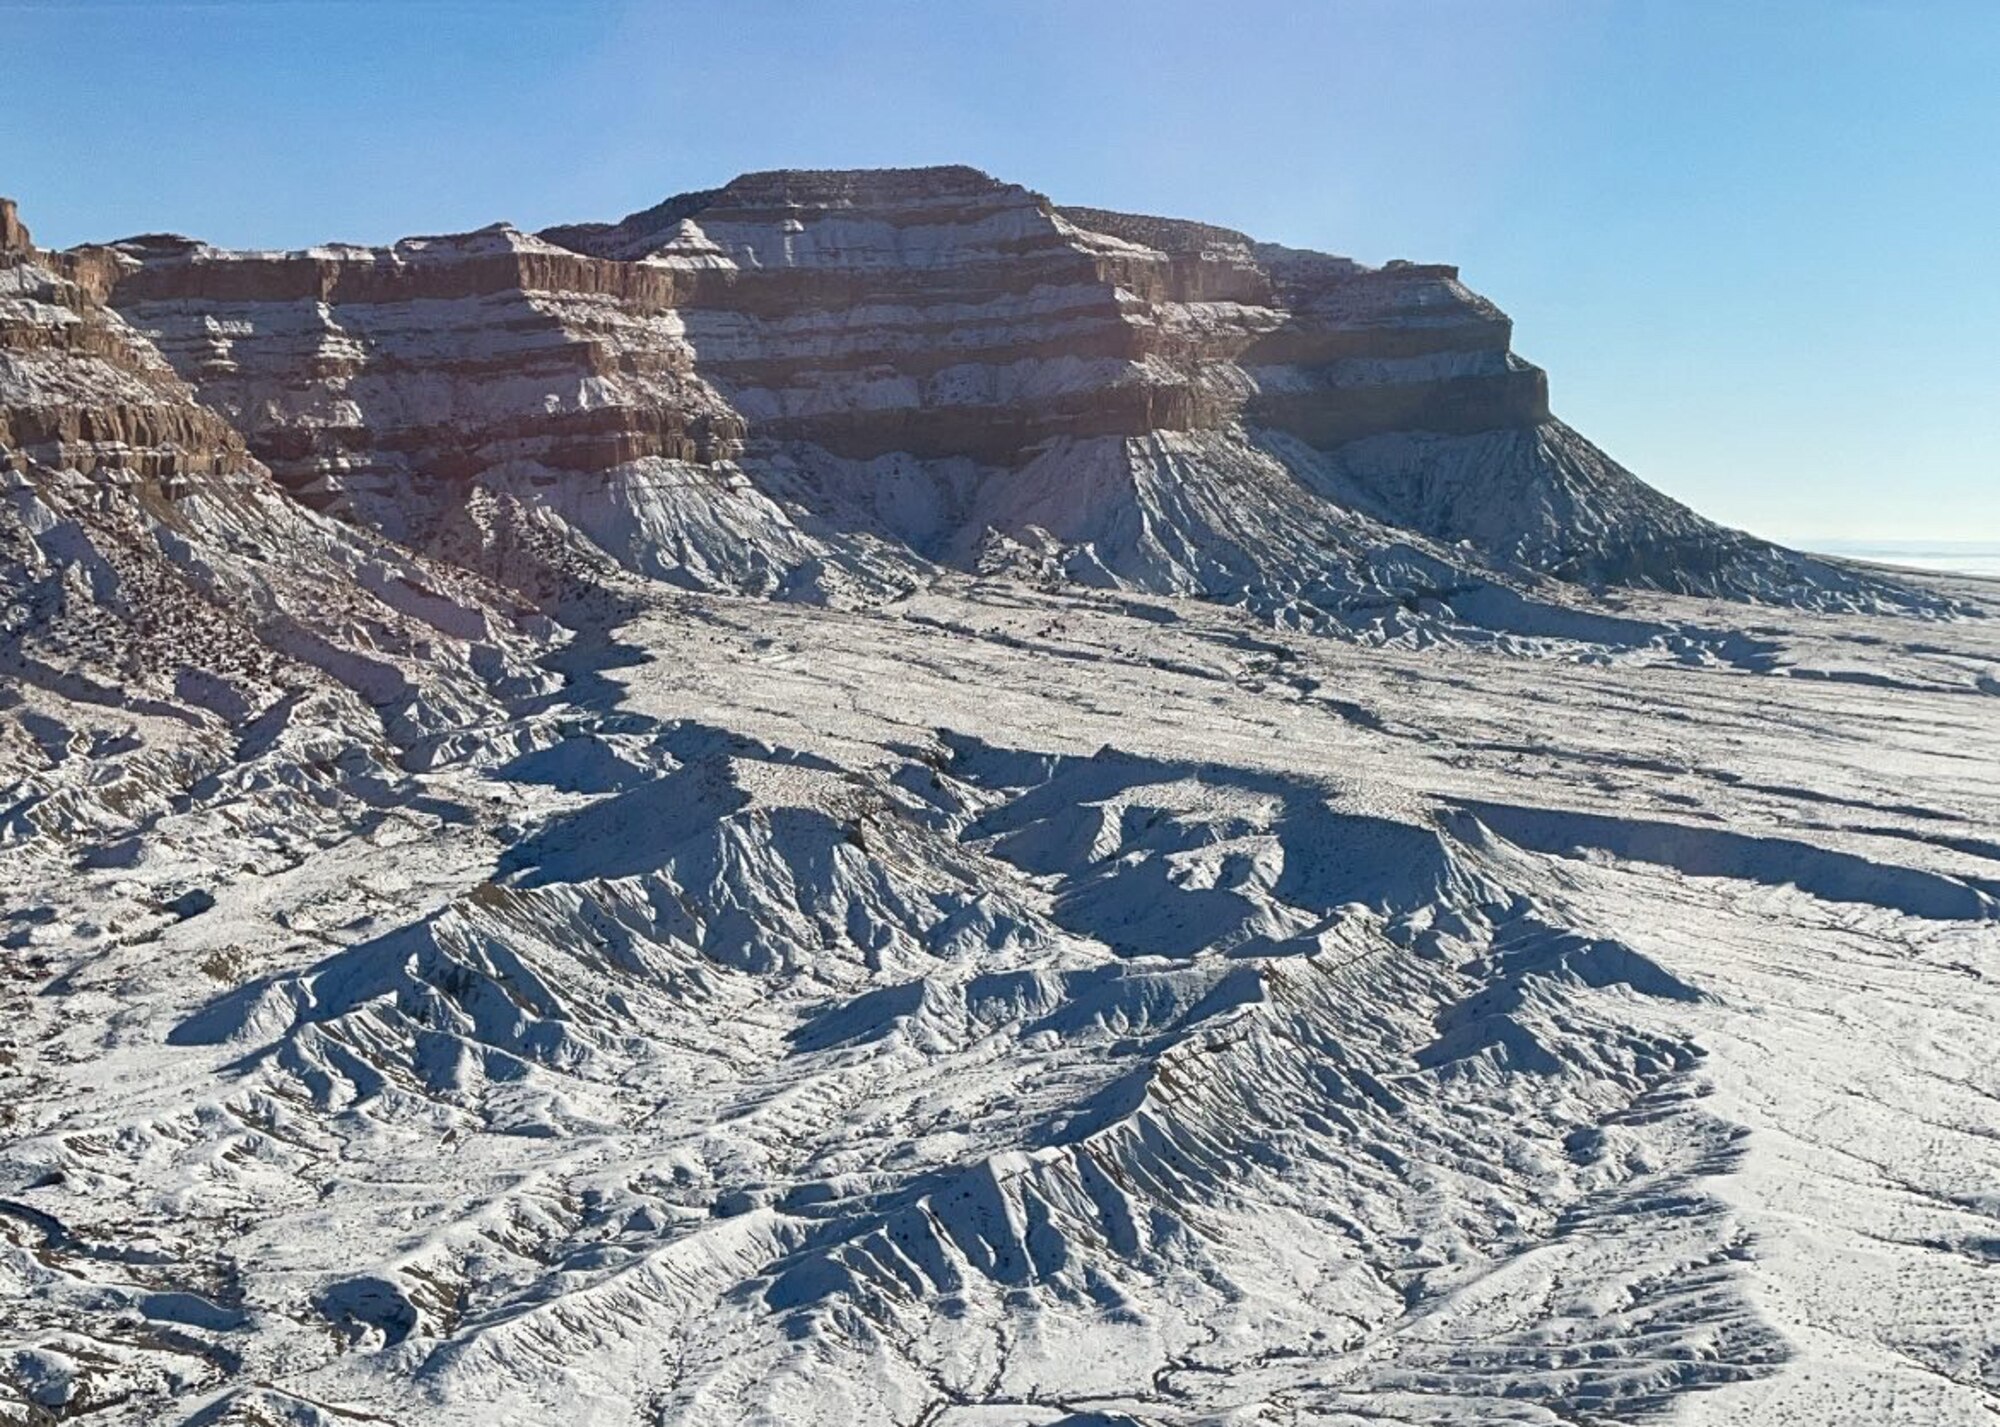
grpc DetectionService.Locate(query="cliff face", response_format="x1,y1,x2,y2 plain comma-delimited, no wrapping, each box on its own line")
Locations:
1,201,257,488
58,167,1922,623
0,201,550,764
539,167,1549,464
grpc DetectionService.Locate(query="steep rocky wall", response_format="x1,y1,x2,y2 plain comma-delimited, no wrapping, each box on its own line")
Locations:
1,207,260,485
100,167,1552,487
1,200,553,753
103,228,743,515
48,167,1937,613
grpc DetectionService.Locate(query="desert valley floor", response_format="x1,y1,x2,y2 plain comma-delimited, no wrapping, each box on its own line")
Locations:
6,569,1998,1426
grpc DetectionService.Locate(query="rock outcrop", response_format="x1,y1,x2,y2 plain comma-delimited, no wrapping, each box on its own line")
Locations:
0,200,551,796
35,168,1944,631
1,203,255,489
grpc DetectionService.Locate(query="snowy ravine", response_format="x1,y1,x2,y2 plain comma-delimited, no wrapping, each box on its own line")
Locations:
3,173,1999,1425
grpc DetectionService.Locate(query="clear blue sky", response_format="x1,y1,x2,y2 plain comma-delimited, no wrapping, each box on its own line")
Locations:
5,0,1996,543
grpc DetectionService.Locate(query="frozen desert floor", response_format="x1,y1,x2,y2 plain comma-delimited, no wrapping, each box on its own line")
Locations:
5,572,1998,1425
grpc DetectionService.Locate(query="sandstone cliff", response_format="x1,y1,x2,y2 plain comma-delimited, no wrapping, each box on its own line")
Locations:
0,199,551,778
28,169,1937,636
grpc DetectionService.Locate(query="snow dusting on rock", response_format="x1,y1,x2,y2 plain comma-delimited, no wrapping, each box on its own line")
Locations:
3,181,1997,1426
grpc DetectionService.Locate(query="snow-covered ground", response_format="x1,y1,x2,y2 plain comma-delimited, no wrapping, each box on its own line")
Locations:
5,566,1997,1425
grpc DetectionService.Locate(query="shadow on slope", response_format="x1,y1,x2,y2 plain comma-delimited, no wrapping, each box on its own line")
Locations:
149,724,1788,1425
1462,799,1997,922
925,731,1504,959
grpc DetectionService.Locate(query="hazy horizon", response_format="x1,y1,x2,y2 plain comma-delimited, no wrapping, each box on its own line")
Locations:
1802,537,2000,579
5,0,1995,544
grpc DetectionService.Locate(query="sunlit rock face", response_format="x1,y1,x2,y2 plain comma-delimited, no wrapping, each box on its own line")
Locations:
88,167,1911,619
543,169,1546,460
1,198,551,840
1,201,257,487
4,181,1999,1427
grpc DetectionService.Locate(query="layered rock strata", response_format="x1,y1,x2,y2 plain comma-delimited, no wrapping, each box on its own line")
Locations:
57,168,1939,624
0,199,551,764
